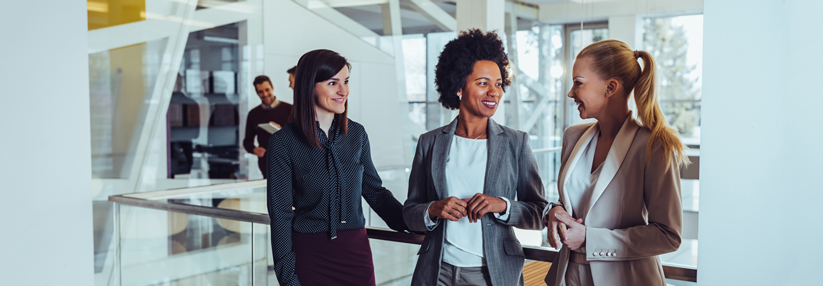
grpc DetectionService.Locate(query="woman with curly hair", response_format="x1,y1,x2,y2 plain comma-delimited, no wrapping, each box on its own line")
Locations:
542,40,685,286
403,29,548,286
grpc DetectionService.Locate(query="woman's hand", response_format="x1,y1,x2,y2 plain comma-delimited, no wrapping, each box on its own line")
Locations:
428,197,468,222
545,206,569,249
555,212,586,251
465,193,507,223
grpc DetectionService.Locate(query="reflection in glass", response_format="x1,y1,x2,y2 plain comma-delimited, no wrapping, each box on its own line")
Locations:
118,205,253,285
168,23,245,180
89,39,168,179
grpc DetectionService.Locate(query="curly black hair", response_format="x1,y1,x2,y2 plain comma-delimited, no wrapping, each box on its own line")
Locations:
435,29,511,110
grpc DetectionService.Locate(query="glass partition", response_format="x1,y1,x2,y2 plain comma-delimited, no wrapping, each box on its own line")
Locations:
109,178,698,285
643,14,703,146
118,205,256,286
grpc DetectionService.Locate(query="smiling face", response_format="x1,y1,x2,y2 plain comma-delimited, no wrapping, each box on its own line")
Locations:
568,57,611,119
254,81,276,106
458,60,503,118
314,66,350,116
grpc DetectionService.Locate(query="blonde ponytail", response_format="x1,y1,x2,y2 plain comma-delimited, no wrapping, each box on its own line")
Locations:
633,50,689,168
577,40,689,168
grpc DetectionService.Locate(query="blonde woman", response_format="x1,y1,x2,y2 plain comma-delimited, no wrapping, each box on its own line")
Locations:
543,40,687,286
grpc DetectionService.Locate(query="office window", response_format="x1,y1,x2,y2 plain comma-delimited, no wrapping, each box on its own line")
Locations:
643,15,703,145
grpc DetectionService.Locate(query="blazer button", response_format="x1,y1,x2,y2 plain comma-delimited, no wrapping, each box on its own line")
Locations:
611,253,616,257
592,252,597,257
599,252,604,256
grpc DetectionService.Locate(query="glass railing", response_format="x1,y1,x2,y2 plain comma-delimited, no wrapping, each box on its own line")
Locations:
105,170,697,285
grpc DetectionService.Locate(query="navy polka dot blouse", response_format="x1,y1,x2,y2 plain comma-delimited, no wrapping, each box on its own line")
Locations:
266,119,407,286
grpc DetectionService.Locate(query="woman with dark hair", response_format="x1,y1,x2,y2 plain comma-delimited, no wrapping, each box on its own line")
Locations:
403,29,548,286
266,49,407,286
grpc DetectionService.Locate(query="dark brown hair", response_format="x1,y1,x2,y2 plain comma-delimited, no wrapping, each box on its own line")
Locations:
287,65,297,75
252,75,271,88
292,49,351,148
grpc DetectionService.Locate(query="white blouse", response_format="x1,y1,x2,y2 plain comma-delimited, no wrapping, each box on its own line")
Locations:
565,130,604,254
424,135,511,267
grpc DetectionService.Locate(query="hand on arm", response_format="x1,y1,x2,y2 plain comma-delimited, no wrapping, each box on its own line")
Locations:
555,211,586,251
545,206,574,250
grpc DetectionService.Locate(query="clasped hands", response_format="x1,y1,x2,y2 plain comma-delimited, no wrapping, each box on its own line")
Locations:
545,206,587,251
427,194,506,223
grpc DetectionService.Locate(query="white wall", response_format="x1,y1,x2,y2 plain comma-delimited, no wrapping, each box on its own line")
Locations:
262,0,407,168
0,1,94,285
699,1,823,285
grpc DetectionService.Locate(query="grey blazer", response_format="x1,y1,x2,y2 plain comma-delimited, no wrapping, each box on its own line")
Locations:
403,118,548,286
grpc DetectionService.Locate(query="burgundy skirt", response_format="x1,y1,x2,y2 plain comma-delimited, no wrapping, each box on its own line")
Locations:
292,228,376,286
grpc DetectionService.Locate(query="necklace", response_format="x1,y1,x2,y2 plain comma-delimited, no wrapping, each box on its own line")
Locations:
473,133,486,140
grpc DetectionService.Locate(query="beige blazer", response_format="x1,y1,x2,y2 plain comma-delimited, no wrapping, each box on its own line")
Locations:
544,116,683,286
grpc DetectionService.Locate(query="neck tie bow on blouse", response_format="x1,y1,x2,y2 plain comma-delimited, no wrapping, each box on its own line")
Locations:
318,120,347,239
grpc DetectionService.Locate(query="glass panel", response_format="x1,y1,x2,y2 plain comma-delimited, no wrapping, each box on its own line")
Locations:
643,15,704,144
403,35,427,102
170,23,247,181
118,205,253,285
642,14,702,269
93,201,118,285
660,101,701,146
89,38,168,179
369,239,418,285
425,31,459,130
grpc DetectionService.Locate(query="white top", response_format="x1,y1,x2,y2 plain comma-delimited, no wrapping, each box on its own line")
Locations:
423,135,511,267
565,130,604,254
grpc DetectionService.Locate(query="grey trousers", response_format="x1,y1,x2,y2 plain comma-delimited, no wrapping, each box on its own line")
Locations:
436,262,492,286
564,262,595,286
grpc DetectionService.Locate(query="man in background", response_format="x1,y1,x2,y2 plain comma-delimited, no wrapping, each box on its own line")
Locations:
287,65,297,89
243,75,293,179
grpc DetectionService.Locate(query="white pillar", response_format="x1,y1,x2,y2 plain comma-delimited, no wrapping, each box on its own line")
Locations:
456,0,506,124
456,0,505,33
608,15,642,50
700,1,823,285
0,1,94,285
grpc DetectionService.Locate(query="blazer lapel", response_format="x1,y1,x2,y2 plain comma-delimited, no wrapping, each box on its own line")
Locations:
559,124,598,218
585,116,640,219
484,118,506,197
431,118,457,200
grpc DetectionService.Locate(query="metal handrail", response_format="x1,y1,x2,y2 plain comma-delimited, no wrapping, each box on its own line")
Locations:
109,191,697,282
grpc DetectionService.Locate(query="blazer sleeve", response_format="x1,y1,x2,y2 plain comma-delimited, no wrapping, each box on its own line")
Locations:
359,131,408,231
500,132,549,230
403,134,435,233
585,145,683,261
266,133,301,286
